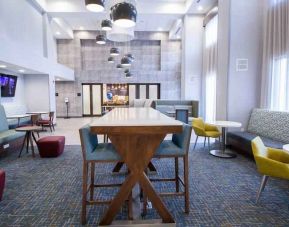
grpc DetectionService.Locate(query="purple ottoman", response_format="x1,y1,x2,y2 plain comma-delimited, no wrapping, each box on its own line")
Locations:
0,169,5,201
37,136,65,158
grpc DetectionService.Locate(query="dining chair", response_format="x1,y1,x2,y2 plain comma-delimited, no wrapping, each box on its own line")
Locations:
251,137,289,203
176,109,189,124
79,125,122,225
192,118,221,150
37,111,55,132
150,124,192,213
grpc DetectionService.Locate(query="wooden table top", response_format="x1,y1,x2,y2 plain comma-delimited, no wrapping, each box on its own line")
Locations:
15,126,42,132
90,108,183,134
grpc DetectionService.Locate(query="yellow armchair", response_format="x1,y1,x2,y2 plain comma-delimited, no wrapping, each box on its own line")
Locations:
251,137,289,203
192,118,221,150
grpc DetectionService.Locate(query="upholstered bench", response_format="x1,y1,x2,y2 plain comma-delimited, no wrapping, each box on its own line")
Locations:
0,169,5,201
37,136,65,158
227,109,289,157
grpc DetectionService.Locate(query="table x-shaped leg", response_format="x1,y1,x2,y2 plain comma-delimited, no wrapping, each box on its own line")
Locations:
99,134,175,226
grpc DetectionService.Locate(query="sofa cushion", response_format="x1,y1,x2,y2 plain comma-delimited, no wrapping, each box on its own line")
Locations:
133,99,145,107
0,105,9,132
248,109,289,144
227,131,284,155
0,169,5,201
0,130,25,144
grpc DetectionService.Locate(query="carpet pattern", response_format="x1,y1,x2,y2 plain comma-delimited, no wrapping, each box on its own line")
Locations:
0,144,289,226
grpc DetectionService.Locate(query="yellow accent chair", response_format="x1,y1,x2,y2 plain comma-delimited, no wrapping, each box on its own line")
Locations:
251,137,289,203
192,118,221,150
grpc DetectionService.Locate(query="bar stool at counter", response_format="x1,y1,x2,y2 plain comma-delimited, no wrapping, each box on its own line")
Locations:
79,125,122,225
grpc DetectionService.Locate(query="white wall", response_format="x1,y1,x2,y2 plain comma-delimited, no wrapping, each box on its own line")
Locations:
181,15,204,101
24,75,50,112
0,0,73,116
216,0,264,128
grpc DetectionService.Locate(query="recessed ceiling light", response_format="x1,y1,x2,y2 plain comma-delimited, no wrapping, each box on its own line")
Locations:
0,65,7,68
56,31,61,35
18,69,25,73
79,26,84,30
198,6,203,11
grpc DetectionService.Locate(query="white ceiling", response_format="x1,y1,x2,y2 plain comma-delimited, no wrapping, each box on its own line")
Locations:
41,0,217,35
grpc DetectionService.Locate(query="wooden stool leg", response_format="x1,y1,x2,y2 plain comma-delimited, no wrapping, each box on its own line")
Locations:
175,157,179,192
184,156,189,213
26,132,30,153
82,162,88,225
90,163,95,201
19,133,28,158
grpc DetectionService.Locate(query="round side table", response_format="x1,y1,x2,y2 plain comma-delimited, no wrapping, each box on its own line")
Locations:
16,126,42,158
283,144,289,153
207,121,242,158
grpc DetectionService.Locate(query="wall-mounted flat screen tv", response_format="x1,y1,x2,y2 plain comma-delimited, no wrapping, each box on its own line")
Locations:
0,74,18,97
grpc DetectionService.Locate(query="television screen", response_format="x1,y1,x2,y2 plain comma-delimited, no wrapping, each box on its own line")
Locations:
0,74,18,97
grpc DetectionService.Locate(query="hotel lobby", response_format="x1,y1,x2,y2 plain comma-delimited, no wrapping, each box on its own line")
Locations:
0,0,289,226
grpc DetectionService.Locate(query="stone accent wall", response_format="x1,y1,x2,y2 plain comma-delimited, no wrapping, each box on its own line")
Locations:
55,31,181,117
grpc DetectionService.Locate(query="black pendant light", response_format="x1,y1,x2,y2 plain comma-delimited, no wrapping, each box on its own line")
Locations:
110,2,137,28
121,56,131,66
116,64,122,69
125,53,134,62
101,19,112,31
125,71,133,78
108,56,114,63
110,47,120,56
85,0,105,12
124,69,129,74
96,34,106,44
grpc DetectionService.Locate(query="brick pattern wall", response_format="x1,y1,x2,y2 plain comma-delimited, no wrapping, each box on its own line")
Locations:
55,31,181,117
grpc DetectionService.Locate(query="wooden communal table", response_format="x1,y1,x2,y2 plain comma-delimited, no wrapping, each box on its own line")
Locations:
90,107,183,226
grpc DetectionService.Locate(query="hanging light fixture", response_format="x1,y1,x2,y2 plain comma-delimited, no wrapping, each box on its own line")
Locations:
124,69,129,73
108,56,115,63
85,0,105,12
96,34,106,44
125,53,134,62
125,71,133,78
110,2,137,28
101,19,112,31
110,47,120,56
121,56,131,66
116,64,122,69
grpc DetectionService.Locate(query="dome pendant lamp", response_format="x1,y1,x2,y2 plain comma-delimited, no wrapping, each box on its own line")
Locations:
110,2,137,28
96,34,106,44
85,0,105,12
121,56,131,66
101,19,112,31
108,56,115,63
110,47,120,56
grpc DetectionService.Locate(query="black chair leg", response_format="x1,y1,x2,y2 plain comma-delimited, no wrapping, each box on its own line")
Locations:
193,136,198,150
203,137,207,148
208,137,210,151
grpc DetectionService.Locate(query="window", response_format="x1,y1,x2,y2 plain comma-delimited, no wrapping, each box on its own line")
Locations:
270,57,289,111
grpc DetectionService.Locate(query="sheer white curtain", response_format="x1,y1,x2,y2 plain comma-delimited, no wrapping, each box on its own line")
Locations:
203,15,218,122
261,0,289,111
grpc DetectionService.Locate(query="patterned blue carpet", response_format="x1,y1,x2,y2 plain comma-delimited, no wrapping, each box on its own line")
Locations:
0,144,289,226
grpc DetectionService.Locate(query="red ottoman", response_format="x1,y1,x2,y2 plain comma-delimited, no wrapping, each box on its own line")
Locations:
37,136,65,158
0,169,5,201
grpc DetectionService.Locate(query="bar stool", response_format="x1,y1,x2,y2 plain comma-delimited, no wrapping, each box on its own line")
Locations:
79,125,122,225
151,124,192,213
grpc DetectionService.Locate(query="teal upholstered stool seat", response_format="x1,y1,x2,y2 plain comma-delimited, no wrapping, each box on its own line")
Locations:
87,143,121,161
155,141,184,157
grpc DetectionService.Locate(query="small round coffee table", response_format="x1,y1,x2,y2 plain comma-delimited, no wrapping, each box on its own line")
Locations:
207,121,242,158
283,144,289,153
16,126,42,158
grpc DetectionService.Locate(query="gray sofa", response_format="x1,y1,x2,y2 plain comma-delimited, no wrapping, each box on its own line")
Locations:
227,108,289,158
0,105,25,151
152,100,199,119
